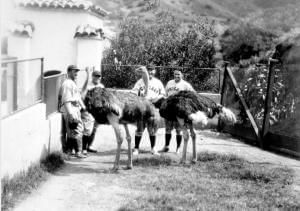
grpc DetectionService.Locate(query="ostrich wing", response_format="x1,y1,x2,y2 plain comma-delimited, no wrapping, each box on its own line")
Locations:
159,91,218,121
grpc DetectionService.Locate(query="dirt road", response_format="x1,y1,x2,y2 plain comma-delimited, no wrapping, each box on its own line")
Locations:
13,126,300,211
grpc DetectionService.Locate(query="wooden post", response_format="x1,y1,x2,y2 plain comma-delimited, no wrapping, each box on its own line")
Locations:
220,62,230,105
226,67,262,146
218,62,229,131
262,59,278,148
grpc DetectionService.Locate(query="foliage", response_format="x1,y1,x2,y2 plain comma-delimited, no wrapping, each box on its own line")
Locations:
231,62,295,127
220,22,277,63
101,11,217,90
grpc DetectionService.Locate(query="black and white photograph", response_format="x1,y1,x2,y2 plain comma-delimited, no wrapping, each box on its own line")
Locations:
1,0,300,210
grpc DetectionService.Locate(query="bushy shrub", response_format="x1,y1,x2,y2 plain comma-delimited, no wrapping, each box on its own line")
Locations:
101,11,217,90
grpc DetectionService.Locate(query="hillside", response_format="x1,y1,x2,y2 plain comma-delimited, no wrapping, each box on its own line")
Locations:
96,0,300,36
96,0,300,28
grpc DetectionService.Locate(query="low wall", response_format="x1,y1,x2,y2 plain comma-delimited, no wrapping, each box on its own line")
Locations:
1,103,63,179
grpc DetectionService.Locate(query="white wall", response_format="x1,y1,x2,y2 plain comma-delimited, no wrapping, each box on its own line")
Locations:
5,5,105,72
1,104,63,178
0,3,109,178
76,38,104,70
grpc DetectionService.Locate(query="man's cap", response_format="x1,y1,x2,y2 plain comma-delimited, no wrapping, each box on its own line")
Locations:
174,69,182,73
92,70,102,77
67,65,80,72
147,63,156,70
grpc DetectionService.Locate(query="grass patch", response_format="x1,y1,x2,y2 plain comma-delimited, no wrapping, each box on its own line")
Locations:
1,152,65,210
119,152,299,210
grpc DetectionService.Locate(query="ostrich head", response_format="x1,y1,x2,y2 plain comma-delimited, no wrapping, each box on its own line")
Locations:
217,104,237,125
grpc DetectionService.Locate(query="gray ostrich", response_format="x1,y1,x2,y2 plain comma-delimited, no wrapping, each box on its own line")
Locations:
84,66,157,171
158,90,237,163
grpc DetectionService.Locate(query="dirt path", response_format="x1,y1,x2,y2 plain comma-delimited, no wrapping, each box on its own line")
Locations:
13,126,300,211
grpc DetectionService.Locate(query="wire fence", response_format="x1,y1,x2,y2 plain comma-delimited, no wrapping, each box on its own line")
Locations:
220,60,300,155
101,64,221,93
268,64,300,139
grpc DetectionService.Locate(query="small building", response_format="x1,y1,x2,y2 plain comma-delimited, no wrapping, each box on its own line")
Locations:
0,0,112,178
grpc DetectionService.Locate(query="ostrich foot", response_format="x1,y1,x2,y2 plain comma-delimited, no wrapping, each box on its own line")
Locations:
123,165,133,170
180,159,187,165
111,166,120,172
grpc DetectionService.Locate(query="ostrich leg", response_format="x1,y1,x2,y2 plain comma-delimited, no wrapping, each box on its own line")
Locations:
124,124,133,169
189,124,197,163
177,118,189,164
107,114,123,171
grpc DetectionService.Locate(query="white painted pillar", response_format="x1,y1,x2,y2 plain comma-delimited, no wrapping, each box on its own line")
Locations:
8,35,32,109
75,37,103,86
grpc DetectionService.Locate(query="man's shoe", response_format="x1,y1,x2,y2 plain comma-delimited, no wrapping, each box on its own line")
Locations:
83,150,88,155
75,153,87,158
87,148,97,153
159,146,169,153
151,149,160,156
132,148,139,156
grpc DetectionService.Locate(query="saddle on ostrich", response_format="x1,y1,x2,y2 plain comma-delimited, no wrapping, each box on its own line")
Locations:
159,90,237,163
84,66,158,171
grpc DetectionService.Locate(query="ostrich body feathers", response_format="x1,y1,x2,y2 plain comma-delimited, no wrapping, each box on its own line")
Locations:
85,87,155,124
159,90,219,122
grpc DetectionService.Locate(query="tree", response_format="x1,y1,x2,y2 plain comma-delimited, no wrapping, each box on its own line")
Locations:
220,22,277,63
101,11,218,90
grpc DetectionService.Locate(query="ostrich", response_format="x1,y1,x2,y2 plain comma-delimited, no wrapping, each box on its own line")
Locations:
84,66,157,171
158,90,237,163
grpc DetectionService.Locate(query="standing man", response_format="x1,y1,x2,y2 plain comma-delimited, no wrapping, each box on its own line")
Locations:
59,65,87,158
132,64,165,155
81,69,105,155
160,69,195,153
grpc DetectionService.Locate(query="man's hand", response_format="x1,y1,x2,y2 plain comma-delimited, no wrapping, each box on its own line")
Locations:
85,66,93,76
68,111,80,123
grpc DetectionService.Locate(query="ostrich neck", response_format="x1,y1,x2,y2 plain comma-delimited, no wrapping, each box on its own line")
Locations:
141,69,149,97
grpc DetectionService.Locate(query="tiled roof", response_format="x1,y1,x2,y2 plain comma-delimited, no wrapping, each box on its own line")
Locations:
9,21,35,37
18,0,109,17
74,24,104,38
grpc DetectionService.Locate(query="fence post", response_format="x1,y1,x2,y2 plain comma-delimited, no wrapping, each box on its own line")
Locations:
218,68,222,93
220,62,229,105
218,62,229,131
12,62,18,111
261,59,278,148
41,58,44,102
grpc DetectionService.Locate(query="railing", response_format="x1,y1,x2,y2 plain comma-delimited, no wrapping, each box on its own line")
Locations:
1,57,44,119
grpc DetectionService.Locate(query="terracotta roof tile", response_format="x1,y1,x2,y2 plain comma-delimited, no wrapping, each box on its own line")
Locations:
74,24,104,38
18,0,109,16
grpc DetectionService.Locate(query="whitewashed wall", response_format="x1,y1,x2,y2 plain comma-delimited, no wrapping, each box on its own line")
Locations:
3,2,105,72
0,2,108,178
1,104,63,178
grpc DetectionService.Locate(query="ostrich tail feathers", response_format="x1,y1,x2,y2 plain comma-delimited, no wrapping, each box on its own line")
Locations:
188,111,208,126
219,107,237,124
